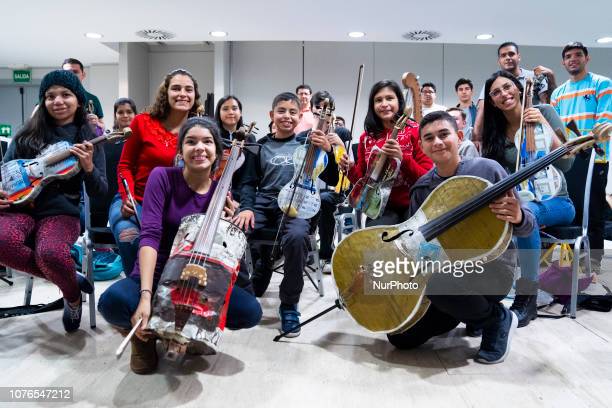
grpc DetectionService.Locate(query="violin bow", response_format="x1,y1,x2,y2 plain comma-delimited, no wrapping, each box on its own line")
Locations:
338,64,365,197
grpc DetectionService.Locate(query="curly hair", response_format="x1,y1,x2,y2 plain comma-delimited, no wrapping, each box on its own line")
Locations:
148,69,202,120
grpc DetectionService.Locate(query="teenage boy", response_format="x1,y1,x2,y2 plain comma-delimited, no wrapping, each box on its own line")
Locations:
387,111,536,364
234,92,338,337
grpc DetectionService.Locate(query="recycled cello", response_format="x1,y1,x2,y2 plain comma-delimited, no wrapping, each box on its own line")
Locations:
147,138,248,358
332,128,610,333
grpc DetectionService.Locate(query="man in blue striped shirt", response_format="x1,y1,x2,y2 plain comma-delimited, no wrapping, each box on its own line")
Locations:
551,41,612,273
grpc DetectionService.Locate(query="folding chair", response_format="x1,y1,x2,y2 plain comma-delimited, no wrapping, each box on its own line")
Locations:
540,149,596,318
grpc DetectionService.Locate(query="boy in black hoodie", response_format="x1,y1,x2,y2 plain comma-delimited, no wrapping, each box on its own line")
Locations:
234,92,338,337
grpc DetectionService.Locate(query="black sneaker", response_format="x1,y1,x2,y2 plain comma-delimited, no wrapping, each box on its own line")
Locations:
510,278,538,327
278,304,301,338
475,307,518,364
465,324,482,337
62,297,82,333
76,272,94,294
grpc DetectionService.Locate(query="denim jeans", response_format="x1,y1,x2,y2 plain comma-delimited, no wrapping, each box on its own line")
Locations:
516,196,575,282
108,193,142,275
98,275,262,330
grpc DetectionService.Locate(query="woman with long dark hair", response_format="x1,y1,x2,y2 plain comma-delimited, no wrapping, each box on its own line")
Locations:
0,70,107,332
482,70,575,327
340,79,433,226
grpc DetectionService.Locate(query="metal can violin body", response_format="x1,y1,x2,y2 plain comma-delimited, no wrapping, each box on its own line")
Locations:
148,214,247,356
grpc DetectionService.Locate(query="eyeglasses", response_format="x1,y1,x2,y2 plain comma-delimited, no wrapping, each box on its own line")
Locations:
489,82,514,99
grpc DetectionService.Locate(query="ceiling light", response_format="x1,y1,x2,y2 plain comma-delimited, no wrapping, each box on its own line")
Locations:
85,32,103,39
210,31,228,38
348,32,365,38
597,37,612,43
476,33,494,40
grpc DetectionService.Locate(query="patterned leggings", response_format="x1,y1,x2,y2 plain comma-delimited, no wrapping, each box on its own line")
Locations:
0,213,81,303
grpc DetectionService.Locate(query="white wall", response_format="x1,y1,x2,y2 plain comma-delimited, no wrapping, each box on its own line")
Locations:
88,64,118,127
148,43,215,107
230,41,612,141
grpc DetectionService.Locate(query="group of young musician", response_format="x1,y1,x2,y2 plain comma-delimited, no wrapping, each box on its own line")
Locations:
0,39,610,373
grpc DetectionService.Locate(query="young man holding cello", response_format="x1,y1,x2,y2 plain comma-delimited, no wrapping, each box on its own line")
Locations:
386,111,536,364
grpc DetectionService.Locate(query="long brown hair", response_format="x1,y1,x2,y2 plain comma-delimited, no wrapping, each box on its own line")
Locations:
148,69,202,120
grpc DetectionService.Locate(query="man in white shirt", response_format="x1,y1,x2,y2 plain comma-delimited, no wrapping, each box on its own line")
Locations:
421,83,447,116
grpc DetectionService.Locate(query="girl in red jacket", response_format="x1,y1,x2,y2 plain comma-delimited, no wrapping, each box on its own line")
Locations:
109,69,203,275
341,80,433,226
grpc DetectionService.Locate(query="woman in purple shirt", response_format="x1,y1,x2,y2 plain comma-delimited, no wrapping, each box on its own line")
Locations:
98,117,262,374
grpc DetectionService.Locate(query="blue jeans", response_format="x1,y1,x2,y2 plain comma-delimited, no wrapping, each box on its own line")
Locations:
516,197,575,282
108,194,142,275
98,276,262,330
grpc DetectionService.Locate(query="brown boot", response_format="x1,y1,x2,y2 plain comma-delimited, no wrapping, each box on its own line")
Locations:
130,337,158,375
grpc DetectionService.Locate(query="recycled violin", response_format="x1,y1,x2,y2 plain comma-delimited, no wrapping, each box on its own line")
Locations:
514,78,563,202
277,98,334,219
1,127,131,206
348,72,422,219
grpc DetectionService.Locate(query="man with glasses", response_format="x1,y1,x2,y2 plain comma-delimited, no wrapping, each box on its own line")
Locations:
472,42,549,146
421,83,447,116
551,41,612,274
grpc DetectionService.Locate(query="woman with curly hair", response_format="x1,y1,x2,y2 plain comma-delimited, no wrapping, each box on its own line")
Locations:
109,69,202,275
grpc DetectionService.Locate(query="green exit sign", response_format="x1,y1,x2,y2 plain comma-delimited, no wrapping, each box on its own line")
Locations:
13,69,31,83
0,124,12,137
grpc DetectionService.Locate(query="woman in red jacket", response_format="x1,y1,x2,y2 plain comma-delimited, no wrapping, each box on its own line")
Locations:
109,69,202,275
341,80,433,226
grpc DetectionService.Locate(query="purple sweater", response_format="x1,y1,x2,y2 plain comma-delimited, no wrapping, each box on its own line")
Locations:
131,167,217,281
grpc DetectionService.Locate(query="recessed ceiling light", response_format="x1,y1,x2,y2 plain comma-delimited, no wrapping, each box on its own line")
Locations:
210,31,228,38
597,37,612,43
85,32,103,39
348,31,365,38
476,33,494,40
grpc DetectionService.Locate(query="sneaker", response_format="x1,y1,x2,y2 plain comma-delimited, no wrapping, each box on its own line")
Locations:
130,337,158,374
322,262,332,275
475,307,518,364
76,272,94,294
278,304,301,338
62,297,82,333
510,278,538,328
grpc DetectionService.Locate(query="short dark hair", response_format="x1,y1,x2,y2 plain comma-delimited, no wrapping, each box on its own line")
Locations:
113,97,138,130
562,41,589,58
62,58,84,72
311,90,334,109
335,116,345,124
295,84,312,94
272,92,300,110
497,42,519,56
419,111,458,138
446,107,467,121
421,82,436,92
454,78,473,91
